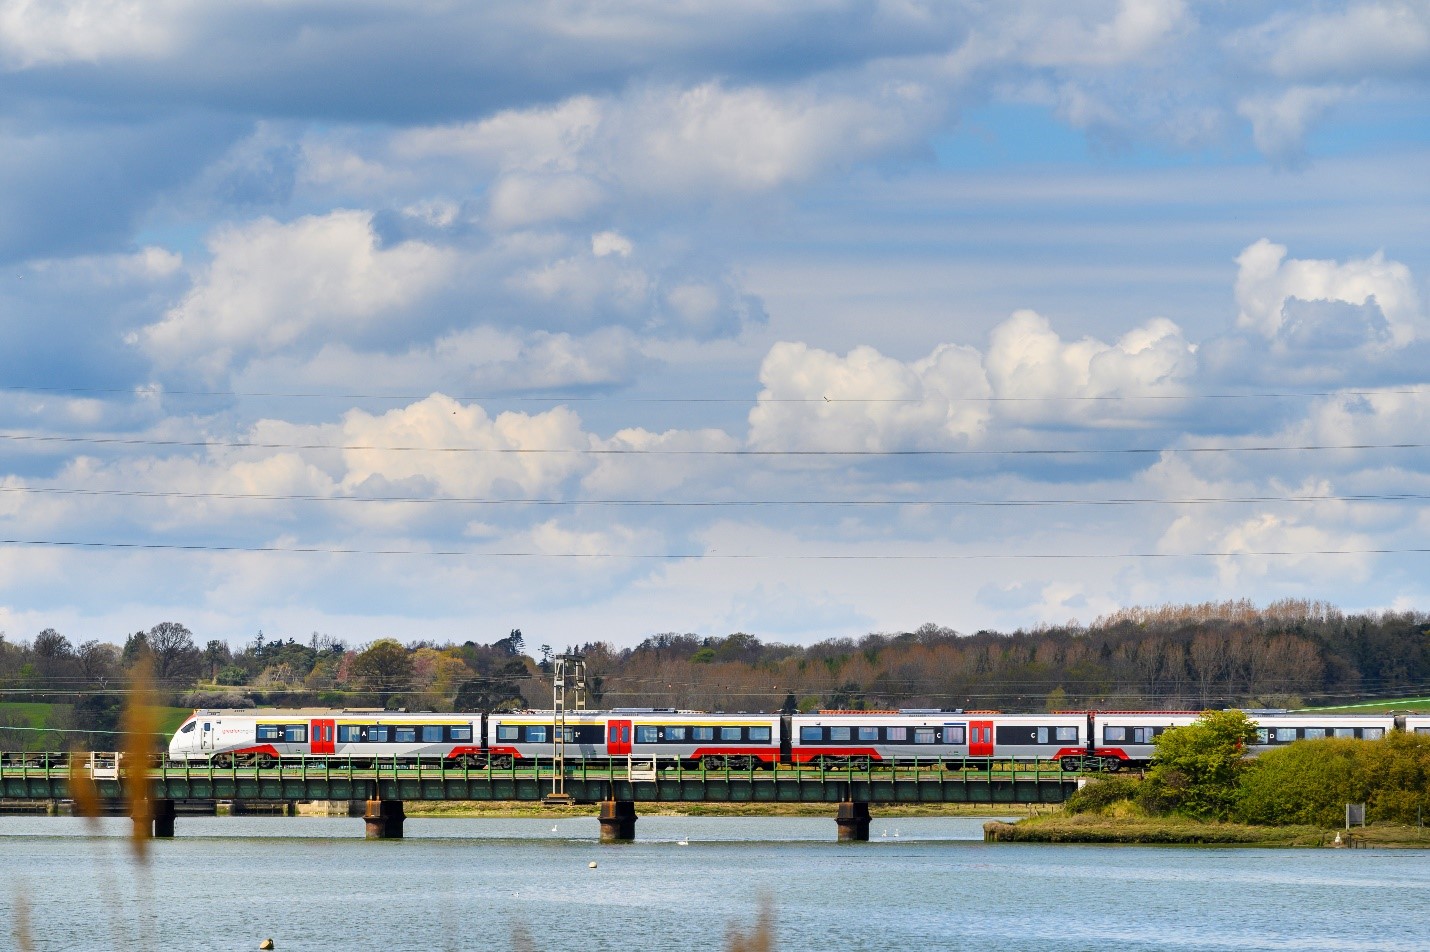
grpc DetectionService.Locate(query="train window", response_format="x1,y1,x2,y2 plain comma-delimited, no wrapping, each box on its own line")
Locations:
1364,728,1384,740
337,725,359,743
180,721,196,734
749,726,772,742
635,727,658,744
857,727,879,741
720,727,742,741
800,726,823,743
419,726,441,743
1274,728,1297,742
496,725,519,741
525,726,548,743
693,727,715,741
1103,726,1126,742
1056,727,1078,741
1256,728,1269,744
887,727,907,742
369,727,391,743
1304,728,1326,739
914,729,937,744
450,726,472,742
1334,728,1356,738
395,727,416,743
283,725,307,743
665,727,687,741
257,725,282,741
1416,728,1430,736
1036,727,1049,744
1132,728,1154,744
829,727,851,742
942,726,964,744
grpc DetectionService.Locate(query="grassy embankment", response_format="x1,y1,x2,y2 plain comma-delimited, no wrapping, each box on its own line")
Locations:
0,701,191,748
983,810,1430,847
404,800,1044,819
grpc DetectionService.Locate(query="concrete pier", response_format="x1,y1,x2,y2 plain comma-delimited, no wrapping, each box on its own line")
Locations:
835,801,871,842
598,799,637,842
131,798,177,838
364,799,406,839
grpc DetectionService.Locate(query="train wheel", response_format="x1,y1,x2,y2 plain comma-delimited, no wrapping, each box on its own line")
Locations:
1102,758,1122,773
702,756,726,770
212,754,233,768
256,753,278,769
852,757,871,771
490,755,514,769
457,755,487,769
1060,757,1082,772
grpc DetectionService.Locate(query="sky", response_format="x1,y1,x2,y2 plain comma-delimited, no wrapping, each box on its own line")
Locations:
1,0,1429,651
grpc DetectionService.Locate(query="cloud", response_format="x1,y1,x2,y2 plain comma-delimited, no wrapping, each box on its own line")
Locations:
136,211,459,381
1234,239,1423,348
1234,1,1430,82
1236,85,1354,165
0,0,182,69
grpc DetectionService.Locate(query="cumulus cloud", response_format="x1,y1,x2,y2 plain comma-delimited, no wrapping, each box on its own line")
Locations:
137,211,458,380
1233,1,1430,82
1234,239,1423,348
1236,85,1353,165
748,310,1199,451
0,0,182,68
338,394,592,499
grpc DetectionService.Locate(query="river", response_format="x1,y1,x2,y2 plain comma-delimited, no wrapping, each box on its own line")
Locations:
1,814,1424,951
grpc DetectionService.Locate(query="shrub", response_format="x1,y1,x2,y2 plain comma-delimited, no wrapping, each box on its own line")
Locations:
1144,710,1259,821
1065,775,1145,814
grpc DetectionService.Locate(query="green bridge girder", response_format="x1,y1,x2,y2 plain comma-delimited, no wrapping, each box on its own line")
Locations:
0,757,1080,805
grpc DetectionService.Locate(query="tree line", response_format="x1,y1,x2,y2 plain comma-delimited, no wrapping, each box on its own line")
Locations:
2,599,1429,746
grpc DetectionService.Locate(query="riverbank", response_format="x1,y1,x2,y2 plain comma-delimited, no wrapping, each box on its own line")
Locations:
402,800,1042,819
983,814,1430,847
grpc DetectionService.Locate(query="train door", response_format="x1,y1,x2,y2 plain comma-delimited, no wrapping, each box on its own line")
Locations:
607,719,632,756
200,718,215,752
969,720,994,758
310,718,335,755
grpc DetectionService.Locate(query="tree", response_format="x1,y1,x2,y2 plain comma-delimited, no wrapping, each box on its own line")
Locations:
146,622,202,684
348,639,414,707
1144,709,1259,820
493,629,525,656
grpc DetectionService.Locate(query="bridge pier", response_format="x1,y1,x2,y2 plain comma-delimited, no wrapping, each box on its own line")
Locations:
835,801,871,842
131,798,176,839
364,799,406,839
598,799,637,842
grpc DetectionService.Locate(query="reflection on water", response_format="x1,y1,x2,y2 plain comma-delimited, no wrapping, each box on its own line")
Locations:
1,815,1425,951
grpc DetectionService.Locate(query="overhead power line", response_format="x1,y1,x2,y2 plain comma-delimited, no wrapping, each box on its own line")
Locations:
2,432,1427,456
1,537,1428,559
3,486,1428,508
5,384,1430,403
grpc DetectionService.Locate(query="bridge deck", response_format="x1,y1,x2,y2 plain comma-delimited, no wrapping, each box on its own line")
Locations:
0,756,1080,804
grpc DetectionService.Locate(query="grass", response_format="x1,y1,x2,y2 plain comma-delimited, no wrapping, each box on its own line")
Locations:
984,811,1430,847
0,701,190,749
1302,698,1430,713
403,800,1040,819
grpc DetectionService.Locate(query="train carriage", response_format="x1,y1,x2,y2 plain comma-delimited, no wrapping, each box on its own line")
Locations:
485,710,781,768
168,709,481,766
790,711,1088,769
1246,712,1394,753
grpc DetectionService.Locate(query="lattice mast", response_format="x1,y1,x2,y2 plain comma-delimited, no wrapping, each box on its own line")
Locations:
548,654,587,801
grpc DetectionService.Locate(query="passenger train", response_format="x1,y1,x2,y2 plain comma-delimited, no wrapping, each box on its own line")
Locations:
167,708,1430,772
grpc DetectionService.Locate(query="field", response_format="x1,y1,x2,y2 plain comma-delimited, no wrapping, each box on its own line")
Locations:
1301,698,1430,713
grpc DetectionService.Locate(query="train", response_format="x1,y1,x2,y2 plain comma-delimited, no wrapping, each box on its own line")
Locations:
167,707,1430,772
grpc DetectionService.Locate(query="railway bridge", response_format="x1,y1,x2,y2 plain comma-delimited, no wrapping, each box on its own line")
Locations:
0,753,1079,841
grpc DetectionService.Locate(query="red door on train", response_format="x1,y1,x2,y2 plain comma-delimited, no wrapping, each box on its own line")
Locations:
969,720,994,758
607,719,632,756
310,718,335,755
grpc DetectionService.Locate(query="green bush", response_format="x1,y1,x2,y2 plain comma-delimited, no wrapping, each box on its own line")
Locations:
1064,775,1144,814
1144,710,1259,821
1236,732,1430,826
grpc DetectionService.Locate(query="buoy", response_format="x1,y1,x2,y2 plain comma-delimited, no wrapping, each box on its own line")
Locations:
588,861,598,869
259,940,275,950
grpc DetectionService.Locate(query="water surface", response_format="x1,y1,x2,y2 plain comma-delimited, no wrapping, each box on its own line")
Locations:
1,815,1422,951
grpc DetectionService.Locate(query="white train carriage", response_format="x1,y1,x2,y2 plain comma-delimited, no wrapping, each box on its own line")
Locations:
168,709,481,766
789,711,1089,768
486,710,782,769
1247,712,1394,753
1089,712,1202,769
